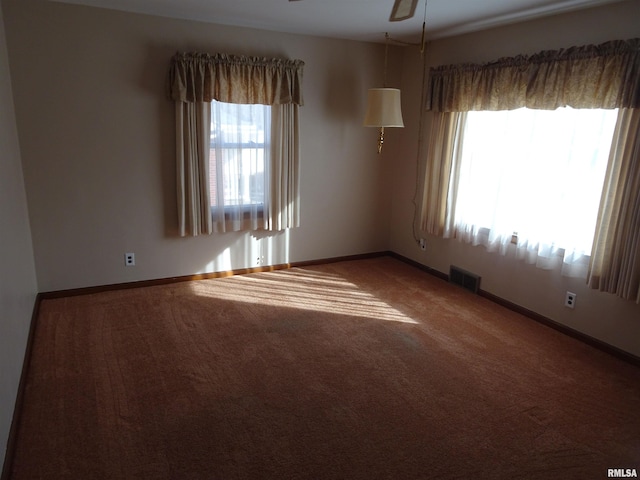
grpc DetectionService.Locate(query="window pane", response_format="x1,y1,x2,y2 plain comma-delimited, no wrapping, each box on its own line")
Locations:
455,107,618,256
209,102,270,209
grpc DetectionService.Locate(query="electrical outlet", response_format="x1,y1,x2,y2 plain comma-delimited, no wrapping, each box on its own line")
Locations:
419,238,426,251
564,291,576,309
124,253,135,266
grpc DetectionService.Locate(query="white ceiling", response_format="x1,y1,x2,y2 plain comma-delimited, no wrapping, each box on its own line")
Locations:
50,0,625,43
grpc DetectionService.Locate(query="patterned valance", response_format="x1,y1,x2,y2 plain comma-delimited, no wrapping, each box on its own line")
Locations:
168,52,305,105
426,38,640,112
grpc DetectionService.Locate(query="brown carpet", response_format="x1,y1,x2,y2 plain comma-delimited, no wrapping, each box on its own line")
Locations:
8,257,640,479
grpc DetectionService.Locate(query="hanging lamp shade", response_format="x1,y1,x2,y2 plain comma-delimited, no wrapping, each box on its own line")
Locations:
363,88,404,127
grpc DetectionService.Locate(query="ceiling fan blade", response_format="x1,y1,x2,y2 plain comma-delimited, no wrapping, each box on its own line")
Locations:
389,0,418,22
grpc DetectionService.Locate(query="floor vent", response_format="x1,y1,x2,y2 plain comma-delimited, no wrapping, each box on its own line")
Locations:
449,266,481,294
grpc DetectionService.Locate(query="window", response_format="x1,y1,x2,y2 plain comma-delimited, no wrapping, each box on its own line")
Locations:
420,39,640,296
169,52,303,236
451,107,618,263
209,101,270,214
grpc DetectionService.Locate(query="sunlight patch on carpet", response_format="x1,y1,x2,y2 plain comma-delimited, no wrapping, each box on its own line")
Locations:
188,268,418,324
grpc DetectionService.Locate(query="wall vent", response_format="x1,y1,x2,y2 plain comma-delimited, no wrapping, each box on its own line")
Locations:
449,266,481,294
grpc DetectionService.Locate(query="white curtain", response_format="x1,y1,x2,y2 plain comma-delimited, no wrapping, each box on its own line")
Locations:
451,107,618,276
210,101,270,232
208,102,301,233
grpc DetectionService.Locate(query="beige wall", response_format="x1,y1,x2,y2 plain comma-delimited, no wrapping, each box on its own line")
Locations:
391,0,640,357
4,0,399,292
0,1,38,467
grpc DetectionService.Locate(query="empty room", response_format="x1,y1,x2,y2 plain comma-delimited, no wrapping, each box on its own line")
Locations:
1,0,639,478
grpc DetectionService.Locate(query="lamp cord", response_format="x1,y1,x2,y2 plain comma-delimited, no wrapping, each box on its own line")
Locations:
411,0,429,244
383,32,390,87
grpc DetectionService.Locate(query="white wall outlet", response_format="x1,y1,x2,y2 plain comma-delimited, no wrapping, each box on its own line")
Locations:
419,238,427,251
124,252,135,266
564,291,576,309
